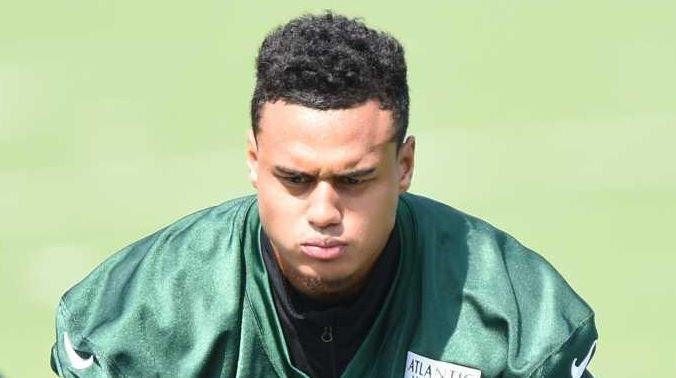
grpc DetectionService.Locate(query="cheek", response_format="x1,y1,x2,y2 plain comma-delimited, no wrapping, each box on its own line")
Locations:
344,183,399,234
258,179,303,241
258,174,295,210
258,180,292,227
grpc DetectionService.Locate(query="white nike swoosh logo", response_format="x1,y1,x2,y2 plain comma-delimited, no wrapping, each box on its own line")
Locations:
570,339,597,378
63,332,94,370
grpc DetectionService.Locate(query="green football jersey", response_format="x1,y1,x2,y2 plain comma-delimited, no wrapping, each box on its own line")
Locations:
51,193,597,377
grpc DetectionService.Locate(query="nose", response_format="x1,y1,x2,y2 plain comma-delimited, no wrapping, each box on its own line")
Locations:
306,181,342,230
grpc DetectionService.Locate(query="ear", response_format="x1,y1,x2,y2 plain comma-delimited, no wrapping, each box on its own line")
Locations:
397,136,415,193
246,129,259,188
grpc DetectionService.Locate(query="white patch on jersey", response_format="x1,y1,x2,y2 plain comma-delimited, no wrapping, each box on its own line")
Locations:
63,332,94,370
404,351,481,378
570,339,597,378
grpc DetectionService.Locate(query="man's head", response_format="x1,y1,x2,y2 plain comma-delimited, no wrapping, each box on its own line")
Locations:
251,12,409,146
247,13,414,302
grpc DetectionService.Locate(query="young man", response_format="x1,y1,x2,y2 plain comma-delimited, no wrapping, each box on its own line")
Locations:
51,13,598,378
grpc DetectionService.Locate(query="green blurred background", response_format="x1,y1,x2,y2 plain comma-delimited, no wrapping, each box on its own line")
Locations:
1,0,675,376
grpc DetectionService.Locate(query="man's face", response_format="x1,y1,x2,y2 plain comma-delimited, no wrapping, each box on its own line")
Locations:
247,99,415,301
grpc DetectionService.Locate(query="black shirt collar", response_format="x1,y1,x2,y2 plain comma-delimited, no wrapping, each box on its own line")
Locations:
261,224,401,377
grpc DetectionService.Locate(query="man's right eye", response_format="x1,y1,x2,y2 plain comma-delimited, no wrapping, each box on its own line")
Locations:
282,175,310,185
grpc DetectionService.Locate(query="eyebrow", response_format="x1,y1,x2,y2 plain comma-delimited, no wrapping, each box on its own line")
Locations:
273,165,376,178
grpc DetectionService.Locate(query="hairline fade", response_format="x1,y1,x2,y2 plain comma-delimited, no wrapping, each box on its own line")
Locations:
250,12,409,146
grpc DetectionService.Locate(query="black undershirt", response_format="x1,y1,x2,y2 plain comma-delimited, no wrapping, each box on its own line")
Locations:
260,225,400,378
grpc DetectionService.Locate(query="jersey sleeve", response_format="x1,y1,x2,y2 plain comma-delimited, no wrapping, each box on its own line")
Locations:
50,300,122,377
529,314,598,378
48,232,153,377
49,229,157,377
49,197,256,377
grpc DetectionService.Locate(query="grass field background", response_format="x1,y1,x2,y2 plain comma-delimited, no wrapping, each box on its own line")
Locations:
1,1,675,376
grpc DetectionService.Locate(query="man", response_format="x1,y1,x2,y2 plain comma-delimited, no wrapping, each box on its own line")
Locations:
51,12,598,378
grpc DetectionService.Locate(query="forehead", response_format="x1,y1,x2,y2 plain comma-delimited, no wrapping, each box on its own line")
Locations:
258,100,395,144
256,100,396,168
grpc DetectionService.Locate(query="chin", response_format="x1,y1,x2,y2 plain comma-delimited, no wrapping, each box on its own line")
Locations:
297,266,355,291
299,265,349,283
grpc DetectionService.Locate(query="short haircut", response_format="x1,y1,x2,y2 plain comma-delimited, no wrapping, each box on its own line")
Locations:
251,12,409,145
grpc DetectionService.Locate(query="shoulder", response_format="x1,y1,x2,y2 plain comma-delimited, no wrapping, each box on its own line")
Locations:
399,193,598,376
52,195,259,376
400,192,593,317
60,195,258,309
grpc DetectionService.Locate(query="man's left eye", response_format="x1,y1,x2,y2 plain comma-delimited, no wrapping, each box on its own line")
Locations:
339,177,362,185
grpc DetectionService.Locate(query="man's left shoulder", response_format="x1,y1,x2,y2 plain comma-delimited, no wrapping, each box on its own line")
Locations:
398,193,598,377
400,193,592,306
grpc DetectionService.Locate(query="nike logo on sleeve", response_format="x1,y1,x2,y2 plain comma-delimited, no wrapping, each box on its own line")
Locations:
570,340,597,378
63,332,94,370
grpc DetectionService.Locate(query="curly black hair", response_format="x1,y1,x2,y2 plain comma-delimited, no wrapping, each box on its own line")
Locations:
251,12,409,145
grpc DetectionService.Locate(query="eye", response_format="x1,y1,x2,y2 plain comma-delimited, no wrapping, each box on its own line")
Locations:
283,175,311,185
338,176,362,185
289,175,305,184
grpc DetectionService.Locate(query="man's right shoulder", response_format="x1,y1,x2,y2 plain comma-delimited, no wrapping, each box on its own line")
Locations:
66,194,258,293
51,195,260,376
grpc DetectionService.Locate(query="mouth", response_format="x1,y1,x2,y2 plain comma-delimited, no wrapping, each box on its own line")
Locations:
300,239,348,261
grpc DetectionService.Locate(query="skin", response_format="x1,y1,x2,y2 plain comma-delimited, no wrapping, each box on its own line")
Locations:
247,99,415,303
